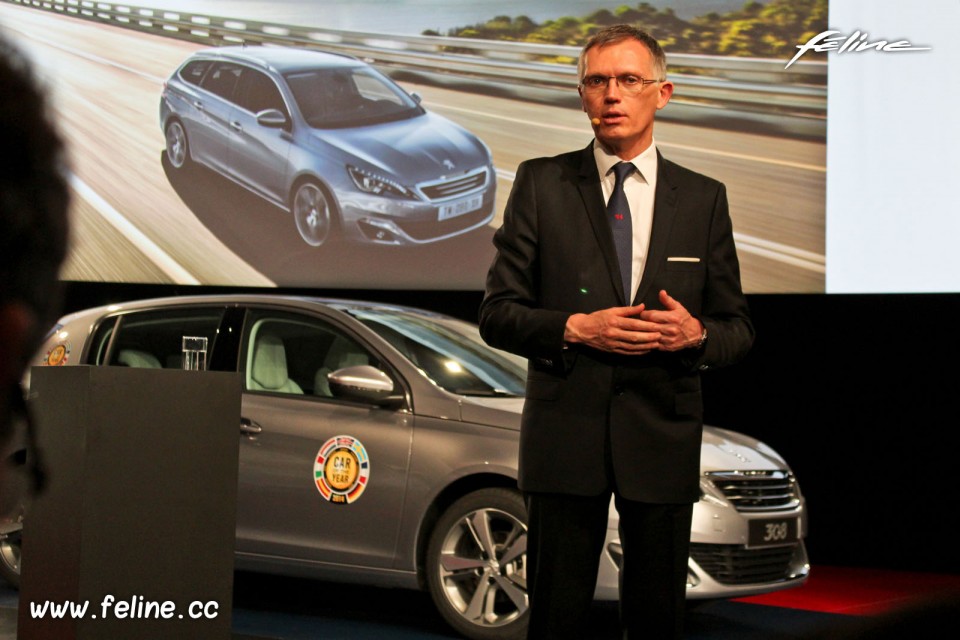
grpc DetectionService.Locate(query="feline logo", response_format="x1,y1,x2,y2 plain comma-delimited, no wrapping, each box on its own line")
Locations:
786,30,931,68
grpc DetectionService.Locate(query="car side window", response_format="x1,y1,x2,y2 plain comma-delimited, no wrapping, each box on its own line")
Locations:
244,312,378,398
235,68,288,118
200,62,243,101
179,60,211,87
89,308,225,369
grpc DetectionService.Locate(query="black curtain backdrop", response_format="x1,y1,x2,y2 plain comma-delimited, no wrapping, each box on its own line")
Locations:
60,282,960,575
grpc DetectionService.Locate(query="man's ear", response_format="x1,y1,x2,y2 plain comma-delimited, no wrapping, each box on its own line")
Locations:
656,80,675,110
0,302,36,388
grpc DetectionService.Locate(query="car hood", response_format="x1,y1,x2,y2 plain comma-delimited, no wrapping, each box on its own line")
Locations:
700,426,788,472
311,112,489,184
459,397,790,472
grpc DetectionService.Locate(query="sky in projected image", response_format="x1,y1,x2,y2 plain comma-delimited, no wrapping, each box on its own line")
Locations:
0,0,828,293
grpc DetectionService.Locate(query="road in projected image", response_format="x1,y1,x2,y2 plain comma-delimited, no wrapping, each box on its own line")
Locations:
0,1,825,293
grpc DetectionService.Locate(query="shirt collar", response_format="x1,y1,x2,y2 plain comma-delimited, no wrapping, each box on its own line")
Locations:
593,138,658,185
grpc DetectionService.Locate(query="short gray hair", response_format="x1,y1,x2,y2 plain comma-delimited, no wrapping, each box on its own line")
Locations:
577,25,667,82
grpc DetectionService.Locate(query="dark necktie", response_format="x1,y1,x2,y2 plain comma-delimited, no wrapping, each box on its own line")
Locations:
608,161,634,301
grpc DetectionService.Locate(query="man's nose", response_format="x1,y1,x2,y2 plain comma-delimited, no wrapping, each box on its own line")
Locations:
603,78,622,101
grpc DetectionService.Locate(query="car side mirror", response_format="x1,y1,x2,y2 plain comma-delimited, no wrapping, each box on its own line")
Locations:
256,109,288,128
328,365,401,406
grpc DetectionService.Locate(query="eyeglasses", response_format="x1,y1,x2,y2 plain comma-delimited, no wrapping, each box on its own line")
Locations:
579,74,662,95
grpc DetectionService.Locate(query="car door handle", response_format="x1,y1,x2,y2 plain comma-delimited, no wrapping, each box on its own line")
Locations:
230,121,243,132
240,418,262,435
192,100,204,111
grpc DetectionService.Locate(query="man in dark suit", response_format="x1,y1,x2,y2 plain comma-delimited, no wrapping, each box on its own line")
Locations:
479,25,754,639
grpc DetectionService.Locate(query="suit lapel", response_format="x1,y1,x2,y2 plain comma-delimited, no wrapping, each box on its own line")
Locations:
575,145,629,304
634,152,679,305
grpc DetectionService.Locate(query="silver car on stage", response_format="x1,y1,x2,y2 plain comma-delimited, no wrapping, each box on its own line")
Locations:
160,47,496,247
4,295,808,640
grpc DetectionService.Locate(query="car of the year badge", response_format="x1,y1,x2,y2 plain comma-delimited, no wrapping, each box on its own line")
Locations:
160,46,496,247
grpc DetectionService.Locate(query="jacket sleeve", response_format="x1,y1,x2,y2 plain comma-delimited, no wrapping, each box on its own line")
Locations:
682,182,755,372
478,160,571,372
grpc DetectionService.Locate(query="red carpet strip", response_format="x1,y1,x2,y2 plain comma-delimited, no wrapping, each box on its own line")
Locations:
735,566,960,615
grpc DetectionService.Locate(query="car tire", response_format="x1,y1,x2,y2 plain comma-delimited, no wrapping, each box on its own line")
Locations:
426,488,529,640
291,180,339,247
0,524,21,589
164,119,192,170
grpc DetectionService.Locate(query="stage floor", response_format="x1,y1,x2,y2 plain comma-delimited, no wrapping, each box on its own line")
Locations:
3,566,959,639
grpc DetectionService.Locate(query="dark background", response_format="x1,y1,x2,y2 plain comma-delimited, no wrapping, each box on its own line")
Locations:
61,282,960,575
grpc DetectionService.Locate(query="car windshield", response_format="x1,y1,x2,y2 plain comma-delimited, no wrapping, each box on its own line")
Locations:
284,66,422,128
346,307,526,397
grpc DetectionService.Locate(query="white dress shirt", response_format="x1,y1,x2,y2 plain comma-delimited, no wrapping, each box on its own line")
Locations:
593,139,659,303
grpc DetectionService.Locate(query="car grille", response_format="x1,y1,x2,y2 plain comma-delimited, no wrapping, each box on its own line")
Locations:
395,207,490,241
690,543,800,585
419,168,488,200
705,470,800,512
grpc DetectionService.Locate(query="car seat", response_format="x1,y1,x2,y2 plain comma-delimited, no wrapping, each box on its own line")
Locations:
117,349,162,368
248,333,303,394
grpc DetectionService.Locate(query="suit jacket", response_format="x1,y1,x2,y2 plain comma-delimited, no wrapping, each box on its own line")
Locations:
479,143,754,503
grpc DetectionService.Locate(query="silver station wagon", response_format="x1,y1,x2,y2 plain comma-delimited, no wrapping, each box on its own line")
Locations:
160,47,496,247
4,295,809,639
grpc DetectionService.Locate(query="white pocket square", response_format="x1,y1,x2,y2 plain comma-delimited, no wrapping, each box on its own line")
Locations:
667,257,700,263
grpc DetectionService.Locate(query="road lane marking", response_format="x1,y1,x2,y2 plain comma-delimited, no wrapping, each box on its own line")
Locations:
658,141,824,173
433,104,824,173
15,31,168,83
733,233,825,273
70,173,202,284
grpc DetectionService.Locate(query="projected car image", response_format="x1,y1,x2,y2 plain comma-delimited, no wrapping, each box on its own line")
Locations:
6,295,808,640
160,47,496,247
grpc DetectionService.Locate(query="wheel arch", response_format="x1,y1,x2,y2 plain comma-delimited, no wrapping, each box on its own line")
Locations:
288,173,343,246
289,172,340,216
414,472,519,590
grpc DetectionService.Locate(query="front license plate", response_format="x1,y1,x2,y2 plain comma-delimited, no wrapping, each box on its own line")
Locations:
748,517,798,548
438,194,483,221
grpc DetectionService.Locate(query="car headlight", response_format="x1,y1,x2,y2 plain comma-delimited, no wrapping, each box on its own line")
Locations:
347,165,416,199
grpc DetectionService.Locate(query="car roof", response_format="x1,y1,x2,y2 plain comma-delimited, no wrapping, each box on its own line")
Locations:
55,294,462,325
190,45,362,74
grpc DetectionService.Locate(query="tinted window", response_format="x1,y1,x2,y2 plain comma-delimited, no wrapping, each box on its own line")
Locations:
244,311,380,398
178,59,211,87
235,68,288,117
284,66,421,128
200,62,243,101
90,308,225,370
348,308,525,396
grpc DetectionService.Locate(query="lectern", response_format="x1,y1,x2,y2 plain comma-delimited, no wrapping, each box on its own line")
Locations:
17,366,241,640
